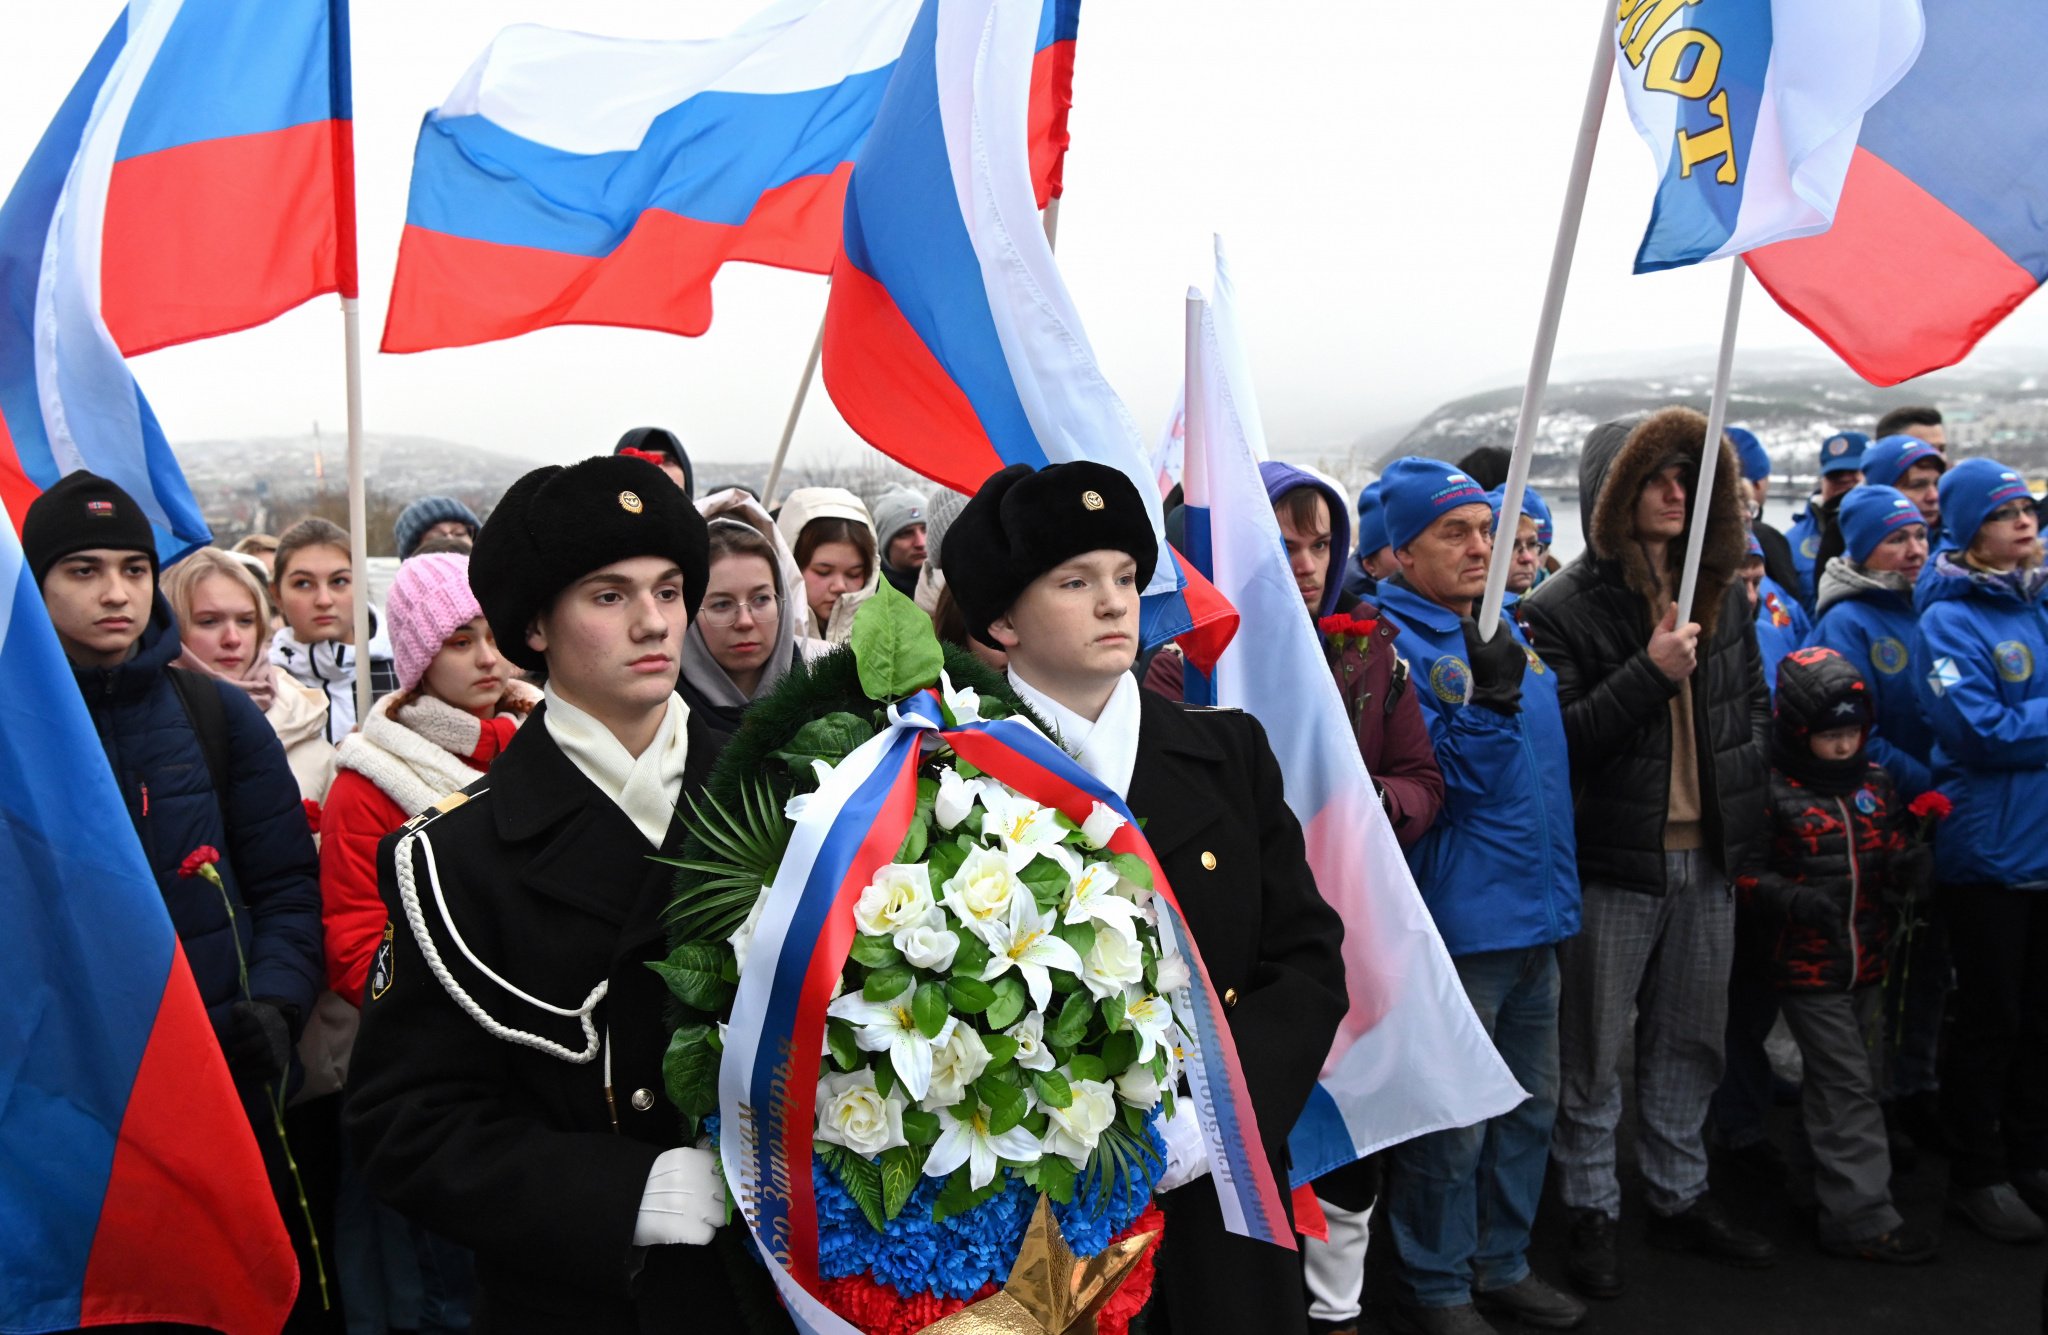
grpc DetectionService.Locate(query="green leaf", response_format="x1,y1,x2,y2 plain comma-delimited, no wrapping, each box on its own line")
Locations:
1054,919,1096,959
895,814,929,865
826,1019,860,1073
945,976,997,1014
1121,1102,1146,1135
978,1075,1028,1135
1100,991,1126,1038
932,1164,1007,1224
819,1144,887,1232
848,932,903,969
1036,1152,1077,1204
1032,1068,1074,1110
947,930,991,978
873,1057,897,1101
902,1107,941,1146
1021,1108,1049,1137
661,1024,721,1119
849,580,947,701
1108,852,1154,890
1019,855,1072,914
981,1032,1020,1069
1048,992,1093,1048
864,964,913,1002
928,837,969,886
913,981,951,1040
770,712,873,774
1099,1031,1139,1076
647,942,733,1013
880,1145,920,1223
1067,1054,1107,1084
985,974,1029,1030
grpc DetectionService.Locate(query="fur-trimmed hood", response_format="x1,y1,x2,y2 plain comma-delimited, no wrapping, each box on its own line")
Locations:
1579,407,1748,637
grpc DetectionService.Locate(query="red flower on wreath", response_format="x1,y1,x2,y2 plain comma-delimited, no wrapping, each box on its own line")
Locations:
177,845,222,879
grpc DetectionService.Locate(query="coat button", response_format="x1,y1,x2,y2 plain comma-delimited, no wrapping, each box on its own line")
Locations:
1201,851,1218,871
630,1088,655,1112
1223,988,1239,1008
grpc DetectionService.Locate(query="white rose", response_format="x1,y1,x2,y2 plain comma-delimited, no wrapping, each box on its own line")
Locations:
1079,801,1126,850
933,766,982,831
854,863,936,938
728,888,771,975
1041,1076,1118,1168
1005,1011,1057,1072
1080,924,1145,1000
942,846,1023,943
921,1024,993,1111
1113,1062,1161,1108
815,1069,907,1158
940,669,983,724
895,918,960,972
1153,949,1192,999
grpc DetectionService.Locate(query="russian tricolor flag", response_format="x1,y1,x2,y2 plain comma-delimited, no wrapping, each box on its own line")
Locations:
0,503,296,1333
822,0,1235,665
1180,245,1524,1187
1748,1,2048,385
382,0,1074,354
0,0,355,562
1617,0,1923,272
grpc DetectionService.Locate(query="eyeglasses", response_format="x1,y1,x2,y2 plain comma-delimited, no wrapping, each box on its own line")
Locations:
1512,539,1550,557
1986,502,2037,526
698,592,781,627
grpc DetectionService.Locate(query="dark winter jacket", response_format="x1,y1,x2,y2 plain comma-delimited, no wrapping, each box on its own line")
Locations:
74,596,323,1031
1911,554,2048,888
1325,600,1444,848
1522,410,1770,896
1806,558,1934,797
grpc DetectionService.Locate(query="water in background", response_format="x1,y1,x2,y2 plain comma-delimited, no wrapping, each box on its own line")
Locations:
1538,493,1794,567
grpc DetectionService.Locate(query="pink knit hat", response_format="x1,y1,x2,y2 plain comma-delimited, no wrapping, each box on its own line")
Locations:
387,552,485,691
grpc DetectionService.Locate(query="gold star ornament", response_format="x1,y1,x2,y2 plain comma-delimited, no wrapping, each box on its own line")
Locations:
918,1193,1158,1335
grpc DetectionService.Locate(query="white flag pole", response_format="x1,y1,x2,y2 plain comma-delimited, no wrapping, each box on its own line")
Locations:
1476,2,1617,640
1673,259,1745,626
761,311,825,511
1041,196,1062,250
342,295,373,729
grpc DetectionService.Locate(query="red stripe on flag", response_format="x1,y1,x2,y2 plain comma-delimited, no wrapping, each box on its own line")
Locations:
80,947,296,1335
1170,550,1238,675
1027,38,1077,207
101,120,349,357
821,250,1009,495
0,406,36,537
1747,146,2040,387
1291,1183,1329,1242
380,165,852,354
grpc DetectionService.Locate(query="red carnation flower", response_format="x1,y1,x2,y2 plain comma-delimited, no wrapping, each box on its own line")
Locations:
177,845,222,879
1350,615,1380,638
1907,792,1954,822
302,798,323,836
1317,614,1349,637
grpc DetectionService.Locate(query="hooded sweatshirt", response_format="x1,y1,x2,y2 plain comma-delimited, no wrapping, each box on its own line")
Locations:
270,606,398,743
775,487,881,644
680,494,831,741
1257,461,1354,619
1806,557,1933,797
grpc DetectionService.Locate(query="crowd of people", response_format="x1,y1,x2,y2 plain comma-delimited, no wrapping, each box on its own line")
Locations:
24,402,2048,1335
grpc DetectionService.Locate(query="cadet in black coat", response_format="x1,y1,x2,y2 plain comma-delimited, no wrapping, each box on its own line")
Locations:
946,460,1347,1335
345,457,779,1334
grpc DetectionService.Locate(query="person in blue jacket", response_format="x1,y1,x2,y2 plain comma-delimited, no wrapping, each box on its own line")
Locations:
1373,457,1585,1335
1860,434,1946,550
1742,532,1810,697
1787,431,1867,606
1910,457,2048,1244
1486,482,1555,599
1343,479,1395,604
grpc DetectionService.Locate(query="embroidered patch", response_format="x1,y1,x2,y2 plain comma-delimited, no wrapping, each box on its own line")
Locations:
1799,535,1819,559
1855,790,1878,815
1764,592,1792,629
618,489,644,514
1996,640,2034,683
369,922,395,1000
1430,655,1471,705
86,500,116,518
1081,490,1105,511
1870,637,1908,675
1928,655,1961,697
1523,644,1547,675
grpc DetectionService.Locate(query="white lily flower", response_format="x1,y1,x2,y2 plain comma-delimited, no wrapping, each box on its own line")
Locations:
894,917,960,972
853,863,936,938
923,1100,1042,1190
978,785,1069,872
815,1068,908,1157
1004,1011,1056,1072
1079,801,1127,850
1063,861,1147,942
921,1023,993,1110
939,669,983,724
941,846,1025,943
932,765,983,832
784,758,838,821
1079,923,1146,1000
1113,1061,1161,1108
728,888,771,975
1040,1075,1118,1168
825,986,957,1102
978,895,1085,1012
1123,992,1178,1065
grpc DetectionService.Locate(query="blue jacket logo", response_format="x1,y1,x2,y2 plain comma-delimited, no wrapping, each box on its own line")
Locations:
1430,656,1472,705
1996,640,2035,683
1799,535,1819,558
1870,637,1908,675
1854,790,1878,815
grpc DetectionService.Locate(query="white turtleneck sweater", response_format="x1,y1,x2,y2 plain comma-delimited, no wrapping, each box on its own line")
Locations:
1006,667,1142,799
542,685,691,848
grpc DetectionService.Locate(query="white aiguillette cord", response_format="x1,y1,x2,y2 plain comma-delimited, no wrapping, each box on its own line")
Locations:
392,805,608,1066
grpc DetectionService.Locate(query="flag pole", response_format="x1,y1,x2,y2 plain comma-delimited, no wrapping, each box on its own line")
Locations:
1476,1,1616,640
1042,197,1062,250
342,296,372,730
762,311,825,511
1673,259,1745,625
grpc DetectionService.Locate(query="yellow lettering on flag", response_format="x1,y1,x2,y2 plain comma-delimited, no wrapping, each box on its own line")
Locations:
1676,89,1739,183
1617,0,1701,66
1644,29,1721,98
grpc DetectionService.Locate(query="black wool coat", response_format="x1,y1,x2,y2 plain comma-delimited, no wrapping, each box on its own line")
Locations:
1127,693,1348,1335
344,705,780,1334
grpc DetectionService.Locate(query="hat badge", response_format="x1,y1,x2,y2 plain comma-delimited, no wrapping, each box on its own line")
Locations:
86,500,115,517
1081,490,1105,511
1828,439,1846,455
618,490,644,515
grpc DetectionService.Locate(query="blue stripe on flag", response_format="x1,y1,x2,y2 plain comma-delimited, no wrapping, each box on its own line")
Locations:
1633,0,1772,272
117,0,342,160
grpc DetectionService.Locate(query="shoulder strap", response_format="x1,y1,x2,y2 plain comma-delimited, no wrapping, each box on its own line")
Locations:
167,667,233,798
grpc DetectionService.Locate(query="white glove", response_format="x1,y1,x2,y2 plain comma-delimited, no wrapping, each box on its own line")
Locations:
632,1146,726,1246
1155,1100,1212,1193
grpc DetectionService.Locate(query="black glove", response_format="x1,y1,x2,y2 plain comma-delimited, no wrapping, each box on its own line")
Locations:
1887,843,1935,907
1783,883,1841,931
1460,615,1526,716
222,999,292,1087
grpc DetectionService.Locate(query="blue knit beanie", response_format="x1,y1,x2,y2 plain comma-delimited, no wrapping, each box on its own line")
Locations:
1486,484,1553,546
1859,434,1946,490
1727,427,1771,482
394,495,482,559
1818,431,1869,476
1381,457,1491,552
1939,457,2035,551
1355,481,1389,556
1838,485,1925,562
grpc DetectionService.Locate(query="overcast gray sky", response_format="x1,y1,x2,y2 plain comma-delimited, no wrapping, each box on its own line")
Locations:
6,3,2044,470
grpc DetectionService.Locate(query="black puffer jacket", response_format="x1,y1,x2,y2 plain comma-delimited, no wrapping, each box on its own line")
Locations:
1523,409,1769,895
